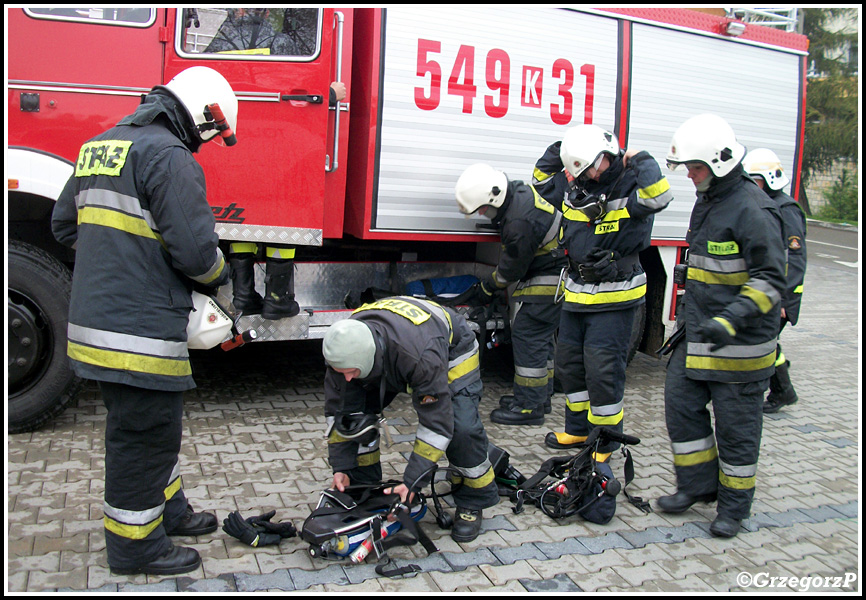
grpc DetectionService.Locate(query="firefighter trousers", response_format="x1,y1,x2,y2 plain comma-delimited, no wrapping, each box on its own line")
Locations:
99,382,189,569
511,301,562,410
663,342,767,520
344,379,499,511
556,306,636,454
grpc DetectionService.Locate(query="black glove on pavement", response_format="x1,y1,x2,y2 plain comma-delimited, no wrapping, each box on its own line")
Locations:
222,510,296,547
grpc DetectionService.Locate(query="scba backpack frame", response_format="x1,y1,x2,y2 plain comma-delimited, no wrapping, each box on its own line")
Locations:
508,426,651,523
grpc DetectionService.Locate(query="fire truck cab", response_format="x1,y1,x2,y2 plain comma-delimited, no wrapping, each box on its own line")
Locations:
7,7,809,432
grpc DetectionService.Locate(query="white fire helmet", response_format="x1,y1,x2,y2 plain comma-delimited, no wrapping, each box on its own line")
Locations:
559,125,620,180
186,291,233,349
160,66,238,145
743,148,790,191
455,163,508,215
666,114,745,177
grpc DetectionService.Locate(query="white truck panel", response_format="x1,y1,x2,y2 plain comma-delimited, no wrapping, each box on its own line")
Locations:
628,23,802,240
376,7,620,233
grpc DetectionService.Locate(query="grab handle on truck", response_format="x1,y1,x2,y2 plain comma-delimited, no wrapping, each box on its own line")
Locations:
326,10,345,173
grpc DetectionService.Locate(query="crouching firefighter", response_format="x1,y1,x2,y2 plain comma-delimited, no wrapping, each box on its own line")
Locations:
322,296,500,543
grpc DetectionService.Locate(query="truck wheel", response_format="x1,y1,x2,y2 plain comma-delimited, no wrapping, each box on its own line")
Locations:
8,240,82,433
627,302,646,365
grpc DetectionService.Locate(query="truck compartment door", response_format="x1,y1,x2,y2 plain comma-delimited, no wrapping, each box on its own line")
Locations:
166,8,334,247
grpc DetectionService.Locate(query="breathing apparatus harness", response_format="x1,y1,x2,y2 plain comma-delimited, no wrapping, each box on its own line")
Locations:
508,426,651,522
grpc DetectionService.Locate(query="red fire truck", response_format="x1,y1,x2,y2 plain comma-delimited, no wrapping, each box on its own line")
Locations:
7,7,809,432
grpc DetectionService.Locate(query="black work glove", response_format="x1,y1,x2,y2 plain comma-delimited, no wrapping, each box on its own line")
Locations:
580,248,620,283
248,510,297,539
468,281,495,307
222,510,296,547
694,318,735,351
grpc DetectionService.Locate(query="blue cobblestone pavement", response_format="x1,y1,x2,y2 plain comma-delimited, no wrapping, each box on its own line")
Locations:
7,255,860,593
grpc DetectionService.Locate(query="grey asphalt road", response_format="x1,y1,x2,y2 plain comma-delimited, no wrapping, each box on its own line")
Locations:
806,222,859,271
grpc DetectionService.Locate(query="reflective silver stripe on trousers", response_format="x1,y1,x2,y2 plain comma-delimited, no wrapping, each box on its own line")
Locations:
591,400,623,416
566,390,589,405
515,365,549,378
671,434,716,455
719,459,757,478
103,500,165,525
451,459,493,480
415,424,451,451
68,323,189,358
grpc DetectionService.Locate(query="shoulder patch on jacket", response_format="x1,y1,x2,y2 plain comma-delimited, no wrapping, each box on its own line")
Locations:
419,395,439,405
788,235,802,251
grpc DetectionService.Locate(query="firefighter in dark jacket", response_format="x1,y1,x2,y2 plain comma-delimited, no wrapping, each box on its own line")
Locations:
322,297,499,543
743,148,807,414
454,164,568,425
52,66,237,575
532,125,673,459
659,114,787,538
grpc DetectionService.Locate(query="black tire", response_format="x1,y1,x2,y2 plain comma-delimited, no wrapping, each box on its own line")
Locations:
627,302,647,365
8,240,83,433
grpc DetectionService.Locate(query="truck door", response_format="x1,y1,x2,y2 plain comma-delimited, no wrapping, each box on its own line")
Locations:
8,7,163,161
165,8,334,247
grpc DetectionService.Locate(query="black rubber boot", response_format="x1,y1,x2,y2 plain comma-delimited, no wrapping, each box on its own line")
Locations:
710,514,742,538
490,405,545,426
228,254,264,314
450,508,482,542
656,490,717,514
167,504,218,537
110,545,201,576
262,258,300,320
499,394,551,414
764,360,798,413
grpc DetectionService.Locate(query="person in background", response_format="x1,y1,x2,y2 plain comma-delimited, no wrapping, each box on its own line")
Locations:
743,148,806,414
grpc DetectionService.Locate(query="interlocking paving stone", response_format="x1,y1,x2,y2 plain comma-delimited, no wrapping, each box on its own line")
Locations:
177,574,237,592
578,531,634,553
442,547,501,570
490,543,548,565
534,537,592,559
520,573,583,592
8,254,859,593
234,569,294,592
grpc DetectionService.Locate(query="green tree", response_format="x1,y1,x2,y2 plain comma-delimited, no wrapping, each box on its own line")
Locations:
800,8,859,217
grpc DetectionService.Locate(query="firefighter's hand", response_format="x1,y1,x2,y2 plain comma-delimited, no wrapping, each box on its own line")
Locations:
581,248,620,282
332,472,350,492
383,483,415,504
222,511,282,547
695,317,735,351
468,282,495,306
330,81,347,102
